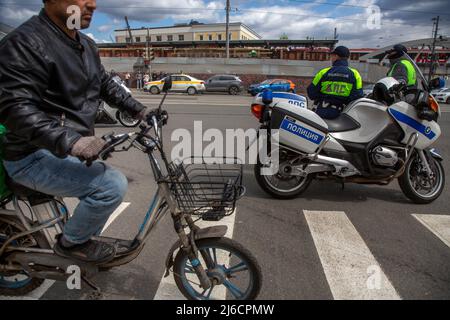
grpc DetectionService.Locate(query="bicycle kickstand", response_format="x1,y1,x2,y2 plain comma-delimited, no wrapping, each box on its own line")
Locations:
82,275,103,300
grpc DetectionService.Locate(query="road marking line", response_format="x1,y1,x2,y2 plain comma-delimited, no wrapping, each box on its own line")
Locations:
304,210,401,300
412,214,450,248
0,199,130,301
101,202,131,234
153,210,236,300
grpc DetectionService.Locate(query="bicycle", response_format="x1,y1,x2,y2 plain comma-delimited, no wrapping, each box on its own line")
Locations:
0,78,262,300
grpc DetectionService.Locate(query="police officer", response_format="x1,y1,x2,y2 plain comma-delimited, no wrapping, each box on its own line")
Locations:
307,46,364,119
385,44,417,89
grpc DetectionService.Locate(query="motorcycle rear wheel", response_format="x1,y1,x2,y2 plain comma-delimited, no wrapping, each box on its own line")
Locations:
254,154,313,199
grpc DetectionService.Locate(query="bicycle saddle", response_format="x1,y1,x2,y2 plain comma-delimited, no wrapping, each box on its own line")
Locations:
6,176,53,204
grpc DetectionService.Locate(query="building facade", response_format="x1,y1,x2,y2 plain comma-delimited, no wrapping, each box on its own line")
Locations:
114,22,262,44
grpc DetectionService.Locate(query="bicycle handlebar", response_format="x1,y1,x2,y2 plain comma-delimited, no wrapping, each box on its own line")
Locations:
98,110,169,161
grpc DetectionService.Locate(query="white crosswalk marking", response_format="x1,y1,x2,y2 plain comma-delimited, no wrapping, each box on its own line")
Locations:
153,211,236,300
304,210,401,300
412,214,450,248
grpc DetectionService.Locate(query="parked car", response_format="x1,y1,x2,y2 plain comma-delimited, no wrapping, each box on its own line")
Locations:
144,74,206,95
431,87,448,97
205,75,244,95
433,87,450,104
248,79,296,96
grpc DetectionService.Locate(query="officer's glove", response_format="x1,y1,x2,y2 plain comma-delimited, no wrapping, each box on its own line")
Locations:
71,136,107,166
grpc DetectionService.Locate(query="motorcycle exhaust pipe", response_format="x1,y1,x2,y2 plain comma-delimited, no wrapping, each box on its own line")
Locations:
311,155,361,177
314,155,352,167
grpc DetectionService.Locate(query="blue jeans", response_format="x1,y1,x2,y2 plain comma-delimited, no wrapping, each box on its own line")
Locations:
3,149,128,244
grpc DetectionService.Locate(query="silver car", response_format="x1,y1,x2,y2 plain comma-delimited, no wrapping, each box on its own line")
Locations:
205,75,244,95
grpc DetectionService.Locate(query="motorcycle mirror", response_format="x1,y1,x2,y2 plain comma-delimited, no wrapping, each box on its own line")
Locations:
162,76,172,92
429,77,445,90
262,90,273,105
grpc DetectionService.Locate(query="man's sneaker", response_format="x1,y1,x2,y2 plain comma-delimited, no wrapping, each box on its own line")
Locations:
54,236,116,265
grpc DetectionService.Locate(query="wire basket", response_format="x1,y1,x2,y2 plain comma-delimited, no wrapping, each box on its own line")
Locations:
167,158,245,221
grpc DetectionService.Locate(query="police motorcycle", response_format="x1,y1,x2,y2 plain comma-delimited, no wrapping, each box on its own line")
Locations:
250,56,445,204
95,76,142,128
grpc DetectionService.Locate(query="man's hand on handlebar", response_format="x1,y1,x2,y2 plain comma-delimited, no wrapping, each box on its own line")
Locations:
144,108,169,126
135,107,167,123
79,109,170,165
70,136,107,166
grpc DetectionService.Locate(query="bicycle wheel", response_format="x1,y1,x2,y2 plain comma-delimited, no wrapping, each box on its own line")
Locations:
173,237,262,300
0,216,47,296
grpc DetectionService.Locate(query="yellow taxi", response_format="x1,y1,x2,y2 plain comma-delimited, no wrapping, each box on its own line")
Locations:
144,74,206,95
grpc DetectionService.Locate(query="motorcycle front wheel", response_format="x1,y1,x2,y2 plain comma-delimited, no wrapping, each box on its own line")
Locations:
398,152,445,204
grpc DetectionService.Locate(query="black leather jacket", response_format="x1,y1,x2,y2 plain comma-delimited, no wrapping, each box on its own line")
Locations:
0,10,146,161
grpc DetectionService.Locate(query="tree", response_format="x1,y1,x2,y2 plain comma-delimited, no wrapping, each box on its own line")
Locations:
280,33,289,40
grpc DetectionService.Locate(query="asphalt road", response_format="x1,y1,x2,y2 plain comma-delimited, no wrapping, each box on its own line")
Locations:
4,92,450,300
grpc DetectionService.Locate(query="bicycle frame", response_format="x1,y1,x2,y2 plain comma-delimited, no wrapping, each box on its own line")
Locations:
0,115,224,290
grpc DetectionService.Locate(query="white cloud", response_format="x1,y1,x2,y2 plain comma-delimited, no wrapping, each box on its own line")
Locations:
98,24,112,33
0,6,39,27
0,0,447,49
231,3,436,47
98,0,223,24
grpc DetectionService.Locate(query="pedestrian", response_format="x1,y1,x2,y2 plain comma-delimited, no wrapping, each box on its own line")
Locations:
136,71,143,90
125,72,131,88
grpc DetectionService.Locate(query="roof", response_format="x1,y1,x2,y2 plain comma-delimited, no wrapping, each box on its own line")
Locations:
360,37,450,61
98,39,338,49
115,22,250,32
114,22,262,39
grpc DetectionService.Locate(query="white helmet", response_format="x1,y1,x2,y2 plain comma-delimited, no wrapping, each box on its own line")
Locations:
373,77,400,105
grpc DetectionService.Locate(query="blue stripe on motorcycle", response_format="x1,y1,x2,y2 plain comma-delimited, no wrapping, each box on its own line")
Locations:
389,109,436,140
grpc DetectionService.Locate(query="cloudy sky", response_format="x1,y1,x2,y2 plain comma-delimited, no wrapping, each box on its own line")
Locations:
0,0,449,48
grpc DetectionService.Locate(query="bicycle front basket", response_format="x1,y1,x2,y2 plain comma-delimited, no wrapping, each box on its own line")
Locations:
167,158,244,220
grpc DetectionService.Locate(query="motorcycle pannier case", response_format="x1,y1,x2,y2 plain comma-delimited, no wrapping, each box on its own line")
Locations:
270,105,329,154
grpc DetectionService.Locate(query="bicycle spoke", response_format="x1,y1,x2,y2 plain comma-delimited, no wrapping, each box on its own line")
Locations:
201,248,215,268
223,280,244,299
200,285,215,300
212,248,218,265
226,261,248,275
184,264,196,274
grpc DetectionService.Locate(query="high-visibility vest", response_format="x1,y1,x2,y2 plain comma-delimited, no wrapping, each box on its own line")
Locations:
388,60,417,87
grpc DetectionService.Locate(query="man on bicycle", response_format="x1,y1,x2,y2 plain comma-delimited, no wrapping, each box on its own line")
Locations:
0,0,151,263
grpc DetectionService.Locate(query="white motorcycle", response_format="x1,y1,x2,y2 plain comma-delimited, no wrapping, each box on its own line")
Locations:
251,58,445,204
96,76,142,128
